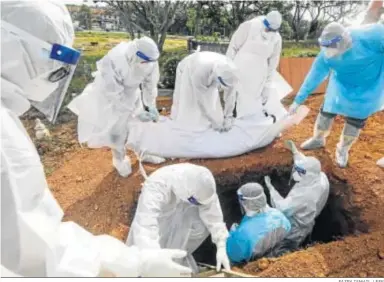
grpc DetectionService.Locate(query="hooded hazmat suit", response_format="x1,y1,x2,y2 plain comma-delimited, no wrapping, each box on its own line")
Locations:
126,163,230,274
226,11,288,119
226,183,291,263
265,141,330,254
1,0,190,277
68,36,165,177
290,23,384,168
170,51,238,131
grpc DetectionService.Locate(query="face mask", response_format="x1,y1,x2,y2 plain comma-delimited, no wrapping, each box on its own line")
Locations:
292,171,302,182
323,47,340,58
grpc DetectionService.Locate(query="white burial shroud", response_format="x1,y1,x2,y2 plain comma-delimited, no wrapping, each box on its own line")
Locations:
127,72,308,159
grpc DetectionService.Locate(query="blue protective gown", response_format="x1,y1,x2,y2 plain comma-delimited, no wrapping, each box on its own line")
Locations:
295,24,384,119
226,208,291,264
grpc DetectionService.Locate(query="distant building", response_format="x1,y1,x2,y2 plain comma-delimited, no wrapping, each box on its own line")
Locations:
66,4,123,31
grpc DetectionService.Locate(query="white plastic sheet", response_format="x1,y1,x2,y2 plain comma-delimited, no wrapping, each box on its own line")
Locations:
126,106,309,159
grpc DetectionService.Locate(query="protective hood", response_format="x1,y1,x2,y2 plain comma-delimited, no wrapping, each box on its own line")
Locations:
319,22,352,58
1,0,79,122
237,183,267,216
212,58,238,88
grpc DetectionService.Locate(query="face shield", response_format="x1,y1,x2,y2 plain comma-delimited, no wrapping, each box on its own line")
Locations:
319,35,343,58
1,20,80,123
237,183,267,217
263,18,279,33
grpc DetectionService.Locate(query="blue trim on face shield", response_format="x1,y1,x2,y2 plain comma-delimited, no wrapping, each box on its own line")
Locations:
136,51,156,62
188,196,201,206
318,35,342,48
294,164,306,176
218,76,229,87
263,18,278,32
50,44,81,65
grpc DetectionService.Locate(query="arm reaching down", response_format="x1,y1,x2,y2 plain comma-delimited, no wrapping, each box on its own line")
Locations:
294,53,330,105
265,36,283,87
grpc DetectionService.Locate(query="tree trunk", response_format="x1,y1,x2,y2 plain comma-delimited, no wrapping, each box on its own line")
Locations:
194,4,202,37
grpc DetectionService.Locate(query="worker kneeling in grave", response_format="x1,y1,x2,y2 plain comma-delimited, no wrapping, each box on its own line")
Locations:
226,183,291,264
265,140,330,255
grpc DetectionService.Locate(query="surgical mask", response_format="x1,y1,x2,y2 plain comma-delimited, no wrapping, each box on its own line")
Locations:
1,20,80,123
323,47,340,58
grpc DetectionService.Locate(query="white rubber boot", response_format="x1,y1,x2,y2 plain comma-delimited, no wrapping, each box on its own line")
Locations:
112,148,132,177
301,113,333,150
335,123,360,168
141,154,166,164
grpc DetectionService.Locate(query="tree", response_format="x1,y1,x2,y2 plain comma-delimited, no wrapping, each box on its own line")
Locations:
77,4,92,30
96,1,187,52
289,0,367,41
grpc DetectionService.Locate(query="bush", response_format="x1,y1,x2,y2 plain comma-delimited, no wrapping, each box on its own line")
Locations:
160,51,189,89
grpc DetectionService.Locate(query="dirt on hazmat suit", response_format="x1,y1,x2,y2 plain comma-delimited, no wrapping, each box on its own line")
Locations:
264,141,330,254
226,11,292,120
68,36,165,178
170,51,238,132
126,163,230,274
1,0,191,277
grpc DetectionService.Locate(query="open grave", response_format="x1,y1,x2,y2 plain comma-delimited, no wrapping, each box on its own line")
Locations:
192,165,369,267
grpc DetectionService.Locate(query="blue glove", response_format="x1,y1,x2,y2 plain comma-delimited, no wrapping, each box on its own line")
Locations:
148,106,159,122
137,111,153,122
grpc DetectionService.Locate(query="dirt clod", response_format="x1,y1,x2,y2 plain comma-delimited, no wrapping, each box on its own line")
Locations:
257,258,270,270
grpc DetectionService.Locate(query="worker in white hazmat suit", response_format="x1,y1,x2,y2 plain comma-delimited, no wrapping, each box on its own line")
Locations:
126,163,231,274
226,11,286,119
68,36,165,178
170,51,238,132
226,183,291,263
1,0,191,277
264,141,330,255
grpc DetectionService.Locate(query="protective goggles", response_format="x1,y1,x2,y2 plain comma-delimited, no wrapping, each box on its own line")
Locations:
263,18,279,32
293,164,307,177
136,51,157,62
218,76,229,87
318,35,342,48
188,196,202,206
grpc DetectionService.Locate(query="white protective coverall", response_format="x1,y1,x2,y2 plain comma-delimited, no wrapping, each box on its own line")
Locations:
226,12,292,120
170,51,238,131
68,36,165,177
126,163,230,274
1,0,190,277
265,141,330,254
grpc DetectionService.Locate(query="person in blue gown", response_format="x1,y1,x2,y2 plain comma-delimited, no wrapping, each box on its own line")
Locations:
289,22,384,168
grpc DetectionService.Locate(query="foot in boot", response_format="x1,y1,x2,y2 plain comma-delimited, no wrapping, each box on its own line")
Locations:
300,137,325,150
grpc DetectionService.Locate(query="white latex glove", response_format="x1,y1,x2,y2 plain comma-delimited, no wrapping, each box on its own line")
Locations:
211,122,224,132
264,175,272,189
148,106,160,122
230,223,239,232
222,116,235,132
216,246,230,272
288,102,299,115
137,111,153,122
140,249,192,277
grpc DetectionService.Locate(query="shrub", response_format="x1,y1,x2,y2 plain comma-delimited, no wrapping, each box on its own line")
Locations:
160,51,189,89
